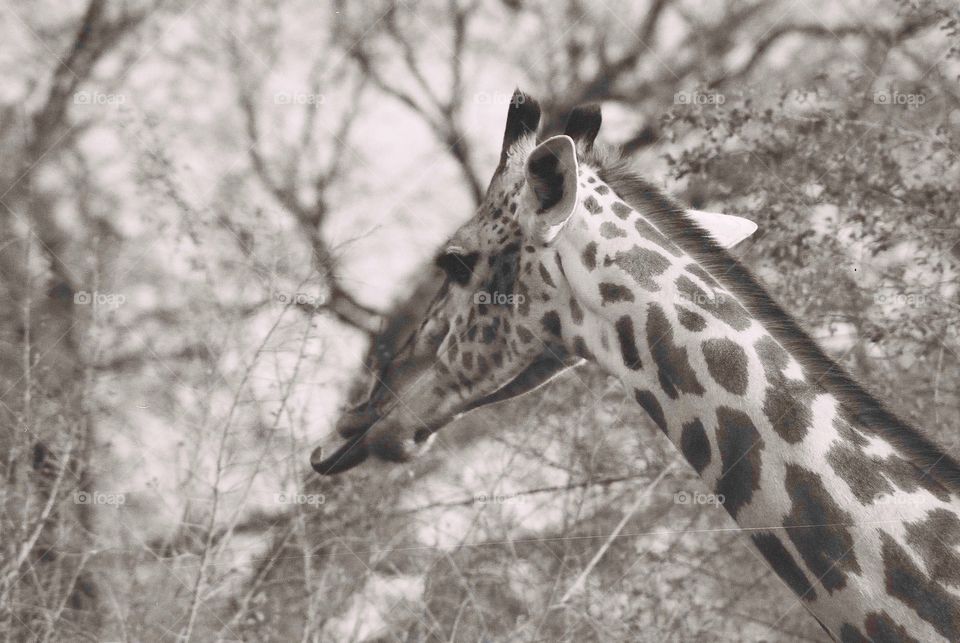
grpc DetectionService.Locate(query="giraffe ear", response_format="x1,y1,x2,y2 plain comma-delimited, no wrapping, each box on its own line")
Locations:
522,135,579,245
686,210,758,248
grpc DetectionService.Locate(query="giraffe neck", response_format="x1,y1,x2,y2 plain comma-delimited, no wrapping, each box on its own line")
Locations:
543,167,960,640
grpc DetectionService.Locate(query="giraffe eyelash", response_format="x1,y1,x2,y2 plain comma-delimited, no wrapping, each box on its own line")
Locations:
436,251,480,286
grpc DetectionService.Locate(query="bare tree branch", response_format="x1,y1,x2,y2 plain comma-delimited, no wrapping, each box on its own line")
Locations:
347,1,485,204
230,33,384,337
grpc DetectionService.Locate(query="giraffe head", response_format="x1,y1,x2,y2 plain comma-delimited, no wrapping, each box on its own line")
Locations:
311,89,755,475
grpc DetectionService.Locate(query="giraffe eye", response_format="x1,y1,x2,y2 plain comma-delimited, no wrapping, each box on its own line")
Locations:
436,250,479,286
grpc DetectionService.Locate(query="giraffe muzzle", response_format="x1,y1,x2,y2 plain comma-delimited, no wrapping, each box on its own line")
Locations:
335,404,380,438
313,415,441,475
310,435,369,475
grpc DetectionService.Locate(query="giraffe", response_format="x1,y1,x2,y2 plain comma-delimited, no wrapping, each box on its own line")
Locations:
311,89,960,641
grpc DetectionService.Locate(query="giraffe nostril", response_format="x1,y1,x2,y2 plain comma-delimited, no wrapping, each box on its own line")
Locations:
336,405,380,438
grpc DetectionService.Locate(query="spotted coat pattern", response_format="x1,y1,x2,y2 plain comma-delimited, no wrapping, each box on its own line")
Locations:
548,165,960,641
319,96,960,641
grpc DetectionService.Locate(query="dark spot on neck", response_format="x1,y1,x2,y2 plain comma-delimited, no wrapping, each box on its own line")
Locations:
715,406,763,518
611,201,631,219
750,532,818,602
541,311,562,337
783,463,861,594
904,508,960,589
635,389,667,433
880,531,960,640
604,245,670,292
675,275,751,331
702,337,749,396
482,318,499,343
863,612,918,643
538,262,555,288
516,325,533,343
834,417,868,447
763,380,814,443
599,283,635,305
675,305,707,332
573,336,594,361
615,315,642,370
570,297,584,325
516,281,530,316
827,418,952,505
635,217,683,256
583,195,603,215
646,303,705,399
755,335,790,378
680,418,711,473
600,222,627,238
685,263,720,289
581,242,597,270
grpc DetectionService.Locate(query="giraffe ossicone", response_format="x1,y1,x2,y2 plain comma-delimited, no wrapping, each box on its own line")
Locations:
312,88,960,641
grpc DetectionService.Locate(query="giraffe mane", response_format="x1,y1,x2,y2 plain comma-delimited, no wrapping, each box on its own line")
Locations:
576,143,960,497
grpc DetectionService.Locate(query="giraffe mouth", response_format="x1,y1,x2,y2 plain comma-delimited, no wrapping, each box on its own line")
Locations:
310,419,438,475
311,352,580,476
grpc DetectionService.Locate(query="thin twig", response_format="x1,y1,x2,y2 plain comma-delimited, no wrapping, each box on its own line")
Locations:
557,463,675,604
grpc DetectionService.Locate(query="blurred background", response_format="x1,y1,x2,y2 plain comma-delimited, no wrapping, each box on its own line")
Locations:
1,0,958,640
